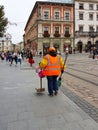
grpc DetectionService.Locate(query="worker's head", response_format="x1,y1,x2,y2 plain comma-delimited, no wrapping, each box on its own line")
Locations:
49,47,56,52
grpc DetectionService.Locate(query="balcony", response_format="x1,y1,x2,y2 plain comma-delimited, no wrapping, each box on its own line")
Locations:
75,31,90,37
64,31,70,37
43,31,50,37
54,32,60,37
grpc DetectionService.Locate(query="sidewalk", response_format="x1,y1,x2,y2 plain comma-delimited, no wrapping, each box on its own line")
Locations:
0,57,98,130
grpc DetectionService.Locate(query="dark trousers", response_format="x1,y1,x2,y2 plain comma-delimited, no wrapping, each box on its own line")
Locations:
10,57,18,65
47,76,58,95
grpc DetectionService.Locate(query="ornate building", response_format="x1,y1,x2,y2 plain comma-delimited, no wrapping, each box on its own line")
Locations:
75,0,98,52
0,33,12,52
24,1,74,55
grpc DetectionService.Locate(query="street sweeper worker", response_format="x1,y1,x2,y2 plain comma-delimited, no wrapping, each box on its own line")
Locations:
39,47,66,96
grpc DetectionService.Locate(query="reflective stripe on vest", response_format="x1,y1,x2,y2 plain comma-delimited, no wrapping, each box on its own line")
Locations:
45,55,61,71
42,55,61,76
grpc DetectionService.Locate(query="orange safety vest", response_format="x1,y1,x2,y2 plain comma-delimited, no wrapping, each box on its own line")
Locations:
42,54,61,76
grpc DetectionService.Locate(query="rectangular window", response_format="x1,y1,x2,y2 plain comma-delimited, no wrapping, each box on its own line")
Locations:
89,4,93,10
54,11,59,19
43,27,50,37
79,13,83,20
79,3,84,9
89,26,94,31
96,26,98,32
96,14,98,21
55,27,59,33
97,5,98,10
65,27,70,32
44,11,49,19
79,26,83,32
89,13,93,20
64,12,70,20
38,7,41,17
44,27,49,32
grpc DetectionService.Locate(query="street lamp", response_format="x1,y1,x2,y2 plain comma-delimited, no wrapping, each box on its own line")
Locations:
88,28,97,57
89,28,96,50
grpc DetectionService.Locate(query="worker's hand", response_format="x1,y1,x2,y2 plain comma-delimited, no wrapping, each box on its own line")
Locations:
61,70,64,73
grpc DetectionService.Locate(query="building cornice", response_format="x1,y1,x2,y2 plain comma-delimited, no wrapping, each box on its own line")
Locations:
75,0,98,3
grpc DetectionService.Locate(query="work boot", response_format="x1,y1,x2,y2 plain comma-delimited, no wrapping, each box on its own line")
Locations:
54,91,58,95
48,93,53,97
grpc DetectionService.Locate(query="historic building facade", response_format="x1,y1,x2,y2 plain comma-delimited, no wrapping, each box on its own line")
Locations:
24,1,74,55
75,0,98,52
0,33,12,52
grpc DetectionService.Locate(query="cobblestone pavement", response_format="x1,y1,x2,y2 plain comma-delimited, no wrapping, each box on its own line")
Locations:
60,86,98,123
60,52,98,123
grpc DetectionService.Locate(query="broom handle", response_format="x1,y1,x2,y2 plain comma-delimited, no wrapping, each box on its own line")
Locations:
60,53,68,77
63,53,68,68
40,78,42,89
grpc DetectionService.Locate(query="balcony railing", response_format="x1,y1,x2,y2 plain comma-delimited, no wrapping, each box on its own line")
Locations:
75,31,90,37
37,17,73,22
64,31,70,37
54,33,61,37
43,31,50,37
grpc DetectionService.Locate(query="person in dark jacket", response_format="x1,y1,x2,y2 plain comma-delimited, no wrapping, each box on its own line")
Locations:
92,47,96,59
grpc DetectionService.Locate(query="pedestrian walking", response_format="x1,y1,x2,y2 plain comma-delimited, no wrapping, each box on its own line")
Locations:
39,51,42,58
92,47,96,59
39,47,66,96
0,51,5,61
17,51,22,66
28,51,34,67
10,51,18,66
73,48,75,54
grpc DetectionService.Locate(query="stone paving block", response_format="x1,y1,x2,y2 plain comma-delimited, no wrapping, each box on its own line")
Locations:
0,122,7,130
63,111,83,123
79,119,98,130
65,122,83,130
45,114,66,128
7,120,28,130
0,113,18,123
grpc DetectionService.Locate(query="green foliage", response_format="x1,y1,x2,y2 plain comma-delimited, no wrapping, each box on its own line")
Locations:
0,5,8,37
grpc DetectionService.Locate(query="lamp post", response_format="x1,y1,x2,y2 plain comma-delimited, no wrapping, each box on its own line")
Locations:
89,28,96,50
73,0,75,53
88,28,97,57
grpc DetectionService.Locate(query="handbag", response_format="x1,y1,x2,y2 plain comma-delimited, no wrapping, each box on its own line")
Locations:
38,69,45,78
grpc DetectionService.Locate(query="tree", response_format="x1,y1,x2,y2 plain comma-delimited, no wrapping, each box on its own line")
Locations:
0,5,8,37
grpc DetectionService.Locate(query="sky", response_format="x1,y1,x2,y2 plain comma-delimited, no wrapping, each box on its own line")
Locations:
0,0,46,44
0,0,72,44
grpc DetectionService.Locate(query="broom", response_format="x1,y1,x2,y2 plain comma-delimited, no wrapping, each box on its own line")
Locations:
57,53,68,87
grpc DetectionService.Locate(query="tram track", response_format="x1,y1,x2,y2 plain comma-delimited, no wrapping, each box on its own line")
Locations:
65,66,98,86
67,67,98,77
61,64,98,123
65,71,98,87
